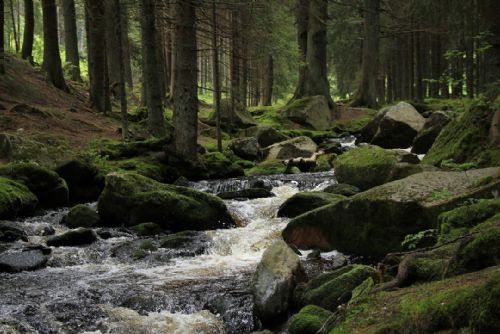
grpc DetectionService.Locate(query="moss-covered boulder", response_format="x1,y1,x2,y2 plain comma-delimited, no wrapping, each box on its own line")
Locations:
160,230,211,256
252,240,305,325
208,99,257,128
288,305,332,334
56,159,105,203
412,110,453,154
200,152,245,179
97,173,235,230
130,222,162,236
46,228,98,247
283,96,332,130
0,163,68,208
294,265,376,311
61,204,100,228
333,145,422,190
247,160,287,176
0,177,38,219
263,136,318,161
423,100,499,167
323,184,360,197
282,168,500,258
278,192,345,218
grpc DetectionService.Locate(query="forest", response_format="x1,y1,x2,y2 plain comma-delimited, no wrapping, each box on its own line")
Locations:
0,0,499,333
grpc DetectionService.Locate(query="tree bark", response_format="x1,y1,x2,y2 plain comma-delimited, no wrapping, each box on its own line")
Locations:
261,54,274,106
61,0,82,82
141,0,166,137
173,0,198,159
211,1,222,152
42,0,69,92
120,7,133,89
350,0,379,107
292,0,334,109
113,0,128,139
105,0,121,97
0,0,4,74
9,0,19,53
86,0,108,113
21,0,34,63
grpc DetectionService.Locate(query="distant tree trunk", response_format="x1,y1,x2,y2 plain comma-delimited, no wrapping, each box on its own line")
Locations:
294,0,308,98
113,0,128,139
86,0,108,113
414,31,424,101
120,7,133,89
173,0,198,159
484,0,500,88
292,0,334,109
9,0,19,53
21,0,34,63
105,0,121,97
61,0,82,82
141,0,166,137
350,0,379,107
0,0,4,74
230,8,241,116
261,54,273,106
42,0,69,92
211,1,222,152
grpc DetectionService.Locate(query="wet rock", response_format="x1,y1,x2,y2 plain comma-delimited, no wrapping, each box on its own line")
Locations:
111,239,158,260
255,126,289,147
252,240,305,325
320,141,343,155
249,179,273,191
56,159,105,203
97,172,235,230
160,230,211,256
278,192,345,218
323,184,360,197
0,162,69,208
263,136,318,161
217,188,275,200
283,96,332,130
0,177,38,219
230,137,261,160
130,222,163,236
283,168,500,258
47,228,97,247
0,248,50,273
61,204,100,228
412,111,453,154
288,305,333,334
0,221,28,242
294,265,377,311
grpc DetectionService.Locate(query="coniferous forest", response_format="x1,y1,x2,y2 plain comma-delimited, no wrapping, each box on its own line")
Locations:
0,1,499,333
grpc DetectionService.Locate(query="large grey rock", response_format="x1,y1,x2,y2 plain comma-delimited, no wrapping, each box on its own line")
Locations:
278,192,345,218
283,168,500,258
0,248,50,273
97,173,235,230
253,240,305,325
263,136,318,161
255,126,289,147
0,221,28,242
230,137,261,160
412,111,453,154
283,96,332,130
62,204,100,228
47,228,98,247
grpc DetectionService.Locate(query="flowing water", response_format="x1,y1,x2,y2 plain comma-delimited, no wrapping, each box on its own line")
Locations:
0,171,339,334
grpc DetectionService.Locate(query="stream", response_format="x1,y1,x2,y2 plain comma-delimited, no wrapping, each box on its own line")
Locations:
0,171,341,334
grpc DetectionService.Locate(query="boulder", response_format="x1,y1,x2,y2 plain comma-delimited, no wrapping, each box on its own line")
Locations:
294,265,376,311
160,230,211,256
46,228,98,247
0,163,68,208
56,159,105,203
288,305,333,334
0,248,50,273
323,184,360,197
130,222,163,236
320,141,343,155
0,177,38,219
249,179,273,191
412,111,453,154
278,192,345,218
255,126,289,147
97,173,235,230
217,188,275,200
0,221,28,242
253,240,305,325
209,99,257,128
283,96,332,130
334,145,422,190
358,102,425,148
282,168,500,258
61,204,100,228
230,137,261,160
264,136,318,161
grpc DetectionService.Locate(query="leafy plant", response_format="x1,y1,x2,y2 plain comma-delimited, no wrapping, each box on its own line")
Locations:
402,229,437,250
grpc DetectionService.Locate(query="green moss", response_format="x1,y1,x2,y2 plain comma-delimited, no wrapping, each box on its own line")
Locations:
247,159,287,176
459,228,500,272
0,176,38,219
62,204,100,228
160,231,199,248
87,137,170,160
200,151,244,179
139,239,157,251
130,222,162,236
314,153,336,172
289,305,332,334
110,156,168,182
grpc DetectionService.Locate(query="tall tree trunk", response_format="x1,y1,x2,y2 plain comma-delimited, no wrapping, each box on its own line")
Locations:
21,0,34,63
0,0,4,74
261,54,273,106
292,0,334,109
211,1,222,152
105,0,121,97
141,0,166,137
86,0,108,113
173,0,198,159
42,0,68,92
350,0,379,107
414,31,424,101
120,7,133,89
230,8,241,118
9,0,19,53
294,0,308,99
61,0,82,82
113,0,128,139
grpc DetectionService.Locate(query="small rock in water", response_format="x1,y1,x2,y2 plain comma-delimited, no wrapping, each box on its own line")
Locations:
0,221,28,242
46,228,97,247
